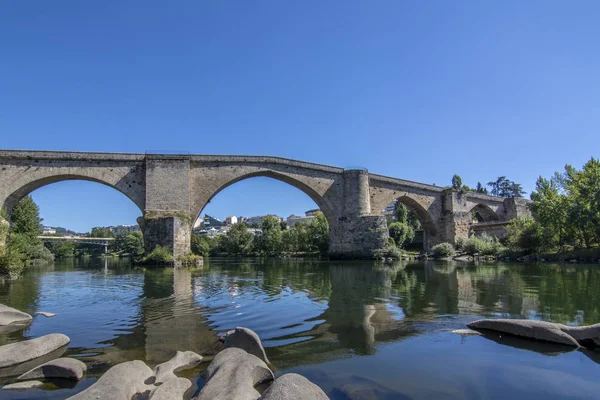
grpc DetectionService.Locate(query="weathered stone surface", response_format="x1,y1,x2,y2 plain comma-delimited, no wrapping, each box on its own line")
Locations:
452,329,482,336
0,304,32,327
153,350,202,384
0,334,70,371
150,377,192,400
260,373,329,400
34,311,56,318
67,360,153,400
223,327,269,364
467,319,584,347
196,348,273,400
2,380,44,390
17,357,86,381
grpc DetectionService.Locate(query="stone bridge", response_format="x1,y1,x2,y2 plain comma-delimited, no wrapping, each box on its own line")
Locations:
0,150,530,258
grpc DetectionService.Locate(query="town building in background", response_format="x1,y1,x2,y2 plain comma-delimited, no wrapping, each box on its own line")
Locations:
245,214,283,227
225,216,238,225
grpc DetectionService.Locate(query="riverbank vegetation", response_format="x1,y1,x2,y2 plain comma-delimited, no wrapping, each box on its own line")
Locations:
191,212,330,257
504,157,600,260
0,196,54,279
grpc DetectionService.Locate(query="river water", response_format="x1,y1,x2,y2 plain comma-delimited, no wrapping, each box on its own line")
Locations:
1,258,600,399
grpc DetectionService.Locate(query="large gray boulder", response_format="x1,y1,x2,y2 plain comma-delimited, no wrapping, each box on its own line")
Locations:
467,319,600,347
223,327,270,364
0,304,32,334
153,350,202,384
17,357,87,381
149,377,193,400
260,373,329,400
0,333,70,377
67,360,153,400
196,348,274,400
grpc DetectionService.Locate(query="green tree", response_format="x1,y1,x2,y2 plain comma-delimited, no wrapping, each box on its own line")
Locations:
223,223,254,256
476,182,488,194
388,222,415,249
11,196,42,238
394,202,408,224
487,177,526,198
121,231,145,257
452,174,463,190
256,216,283,256
307,211,329,255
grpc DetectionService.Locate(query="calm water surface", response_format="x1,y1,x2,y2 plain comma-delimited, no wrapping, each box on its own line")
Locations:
1,258,600,399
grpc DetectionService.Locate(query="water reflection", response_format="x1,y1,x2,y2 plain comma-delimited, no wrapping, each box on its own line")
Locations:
2,258,600,398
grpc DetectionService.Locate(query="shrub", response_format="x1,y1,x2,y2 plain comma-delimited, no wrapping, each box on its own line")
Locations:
372,246,403,260
463,234,506,256
141,246,174,264
432,243,455,258
388,222,415,248
455,237,467,252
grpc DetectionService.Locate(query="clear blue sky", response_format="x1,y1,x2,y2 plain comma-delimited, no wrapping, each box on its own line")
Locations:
1,1,598,232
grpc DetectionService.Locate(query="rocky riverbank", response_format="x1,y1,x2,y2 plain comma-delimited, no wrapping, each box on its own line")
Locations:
0,304,329,399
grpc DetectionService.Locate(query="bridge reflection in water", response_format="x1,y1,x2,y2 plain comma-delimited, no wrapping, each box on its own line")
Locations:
3,258,600,376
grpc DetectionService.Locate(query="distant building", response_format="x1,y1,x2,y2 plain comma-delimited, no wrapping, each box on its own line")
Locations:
202,214,223,228
110,225,140,235
286,214,315,228
42,226,56,235
305,209,320,217
225,216,238,225
384,200,397,216
245,214,283,227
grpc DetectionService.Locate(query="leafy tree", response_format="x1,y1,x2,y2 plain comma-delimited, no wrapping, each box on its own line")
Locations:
388,222,415,248
90,227,115,238
476,182,488,194
121,231,145,257
256,216,283,256
452,175,463,190
307,211,329,255
11,196,42,238
223,223,254,256
487,176,526,198
394,202,408,224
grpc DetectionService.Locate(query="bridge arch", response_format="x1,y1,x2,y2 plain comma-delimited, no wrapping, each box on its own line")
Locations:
191,170,337,226
0,167,145,215
469,203,500,223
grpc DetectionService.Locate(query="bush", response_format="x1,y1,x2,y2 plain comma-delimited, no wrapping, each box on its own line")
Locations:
372,246,404,260
463,234,506,257
455,237,467,252
432,243,455,258
141,246,174,264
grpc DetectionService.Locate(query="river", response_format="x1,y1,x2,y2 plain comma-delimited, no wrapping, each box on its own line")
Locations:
1,258,600,399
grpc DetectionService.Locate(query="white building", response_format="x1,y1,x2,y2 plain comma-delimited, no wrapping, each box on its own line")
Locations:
42,226,56,235
225,216,238,225
245,214,283,227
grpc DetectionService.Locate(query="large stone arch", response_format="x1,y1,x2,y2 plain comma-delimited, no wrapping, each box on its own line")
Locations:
189,161,343,226
0,161,146,215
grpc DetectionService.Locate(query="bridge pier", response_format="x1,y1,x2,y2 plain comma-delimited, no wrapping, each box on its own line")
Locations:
329,169,388,259
140,214,191,257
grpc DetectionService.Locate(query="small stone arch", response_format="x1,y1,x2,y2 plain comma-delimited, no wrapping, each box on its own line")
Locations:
191,170,337,227
469,203,500,224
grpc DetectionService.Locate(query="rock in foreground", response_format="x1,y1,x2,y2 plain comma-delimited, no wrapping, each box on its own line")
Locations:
67,360,153,400
0,333,70,377
196,347,273,400
467,319,594,347
0,304,32,334
17,357,86,381
223,327,270,364
260,373,329,400
154,350,202,384
2,380,45,390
